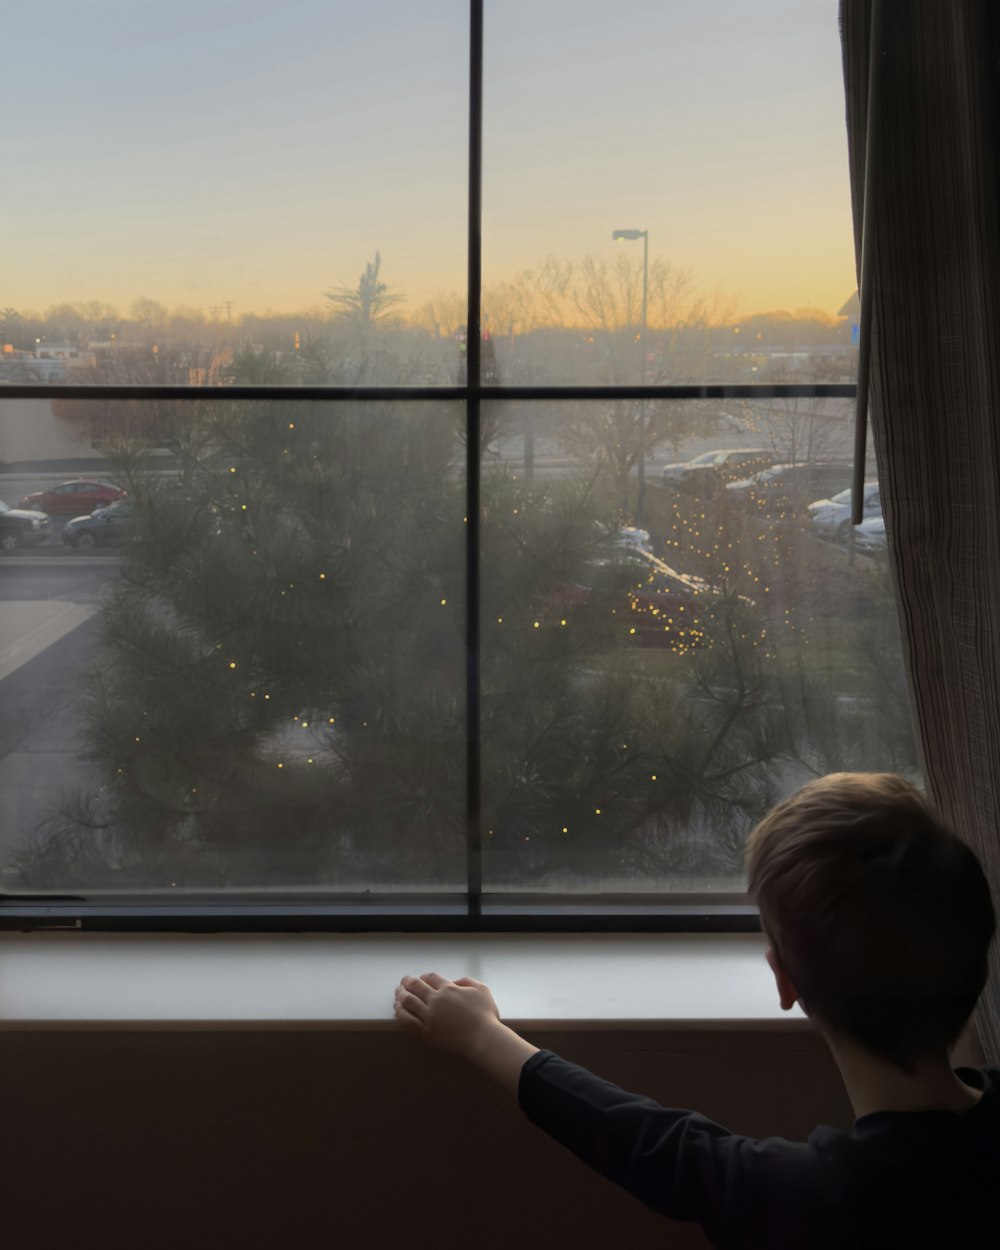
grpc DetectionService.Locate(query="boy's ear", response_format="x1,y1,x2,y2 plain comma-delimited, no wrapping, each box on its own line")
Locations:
765,945,800,1012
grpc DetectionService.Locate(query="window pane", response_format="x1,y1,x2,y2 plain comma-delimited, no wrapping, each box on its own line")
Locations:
3,1,467,387
0,397,466,892
480,399,915,892
483,0,857,385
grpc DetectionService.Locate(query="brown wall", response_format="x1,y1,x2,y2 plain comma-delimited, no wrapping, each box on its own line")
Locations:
1,1027,851,1250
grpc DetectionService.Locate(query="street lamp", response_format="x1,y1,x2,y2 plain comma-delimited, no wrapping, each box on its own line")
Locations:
612,228,649,527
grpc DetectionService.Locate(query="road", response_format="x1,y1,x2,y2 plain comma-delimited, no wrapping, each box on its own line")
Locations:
0,555,118,881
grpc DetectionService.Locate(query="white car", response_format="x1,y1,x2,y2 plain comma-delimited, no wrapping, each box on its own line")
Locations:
808,482,881,543
854,515,887,552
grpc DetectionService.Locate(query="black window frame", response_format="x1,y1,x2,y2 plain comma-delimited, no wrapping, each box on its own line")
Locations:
0,0,856,933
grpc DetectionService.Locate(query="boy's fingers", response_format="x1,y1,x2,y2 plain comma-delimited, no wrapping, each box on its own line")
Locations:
393,1000,427,1034
418,971,449,989
396,986,427,1015
401,976,435,1003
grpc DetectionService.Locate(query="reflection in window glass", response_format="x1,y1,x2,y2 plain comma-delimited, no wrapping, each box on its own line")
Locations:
0,398,466,892
480,400,913,892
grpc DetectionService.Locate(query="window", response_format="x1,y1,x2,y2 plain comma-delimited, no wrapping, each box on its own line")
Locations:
0,2,915,930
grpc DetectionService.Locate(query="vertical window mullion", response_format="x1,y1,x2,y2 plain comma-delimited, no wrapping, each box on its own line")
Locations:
466,0,484,917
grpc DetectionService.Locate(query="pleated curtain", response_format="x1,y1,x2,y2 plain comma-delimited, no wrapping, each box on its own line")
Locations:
840,0,1000,1062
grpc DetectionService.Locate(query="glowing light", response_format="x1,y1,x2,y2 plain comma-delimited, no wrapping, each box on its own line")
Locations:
441,598,447,606
562,827,568,833
319,573,326,580
277,762,284,769
651,774,657,781
595,808,602,815
533,621,540,628
229,467,236,474
228,661,237,669
288,422,295,429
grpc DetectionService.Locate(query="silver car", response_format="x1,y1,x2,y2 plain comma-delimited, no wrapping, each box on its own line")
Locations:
808,482,881,543
854,515,887,553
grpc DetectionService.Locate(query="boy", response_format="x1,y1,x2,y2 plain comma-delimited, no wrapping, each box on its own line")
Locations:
393,773,998,1248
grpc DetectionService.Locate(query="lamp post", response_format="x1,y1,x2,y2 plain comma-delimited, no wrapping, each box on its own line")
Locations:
612,228,648,527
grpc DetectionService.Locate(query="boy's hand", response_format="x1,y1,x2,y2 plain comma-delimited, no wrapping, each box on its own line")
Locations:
394,972,541,1093
394,972,502,1057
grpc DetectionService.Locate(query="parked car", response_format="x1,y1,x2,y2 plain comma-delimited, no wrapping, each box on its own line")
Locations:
661,449,722,483
808,482,881,543
679,448,776,494
726,461,852,515
854,514,887,553
0,499,51,551
62,500,133,549
19,479,125,515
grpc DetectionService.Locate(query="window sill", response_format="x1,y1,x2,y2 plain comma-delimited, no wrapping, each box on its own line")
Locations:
0,931,807,1031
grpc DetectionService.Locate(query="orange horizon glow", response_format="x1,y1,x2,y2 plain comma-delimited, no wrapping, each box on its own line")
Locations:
4,2,856,328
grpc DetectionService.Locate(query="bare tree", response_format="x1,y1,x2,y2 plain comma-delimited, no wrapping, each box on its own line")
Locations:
325,252,404,332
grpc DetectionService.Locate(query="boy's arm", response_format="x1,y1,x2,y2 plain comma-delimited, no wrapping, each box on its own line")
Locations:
393,972,796,1240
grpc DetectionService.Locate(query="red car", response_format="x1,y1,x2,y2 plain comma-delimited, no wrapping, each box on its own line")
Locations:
19,479,126,515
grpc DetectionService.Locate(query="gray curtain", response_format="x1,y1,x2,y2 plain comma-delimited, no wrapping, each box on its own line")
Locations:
840,0,1000,1063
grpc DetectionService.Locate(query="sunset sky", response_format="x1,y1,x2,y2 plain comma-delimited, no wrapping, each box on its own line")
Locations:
2,0,856,322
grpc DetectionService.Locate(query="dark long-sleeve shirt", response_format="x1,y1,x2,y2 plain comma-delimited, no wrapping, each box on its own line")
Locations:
518,1050,1000,1248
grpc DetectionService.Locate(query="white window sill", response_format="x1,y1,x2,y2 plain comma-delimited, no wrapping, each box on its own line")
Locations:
0,931,808,1031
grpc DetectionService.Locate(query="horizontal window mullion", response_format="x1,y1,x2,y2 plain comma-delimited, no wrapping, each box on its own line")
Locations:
0,383,857,403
